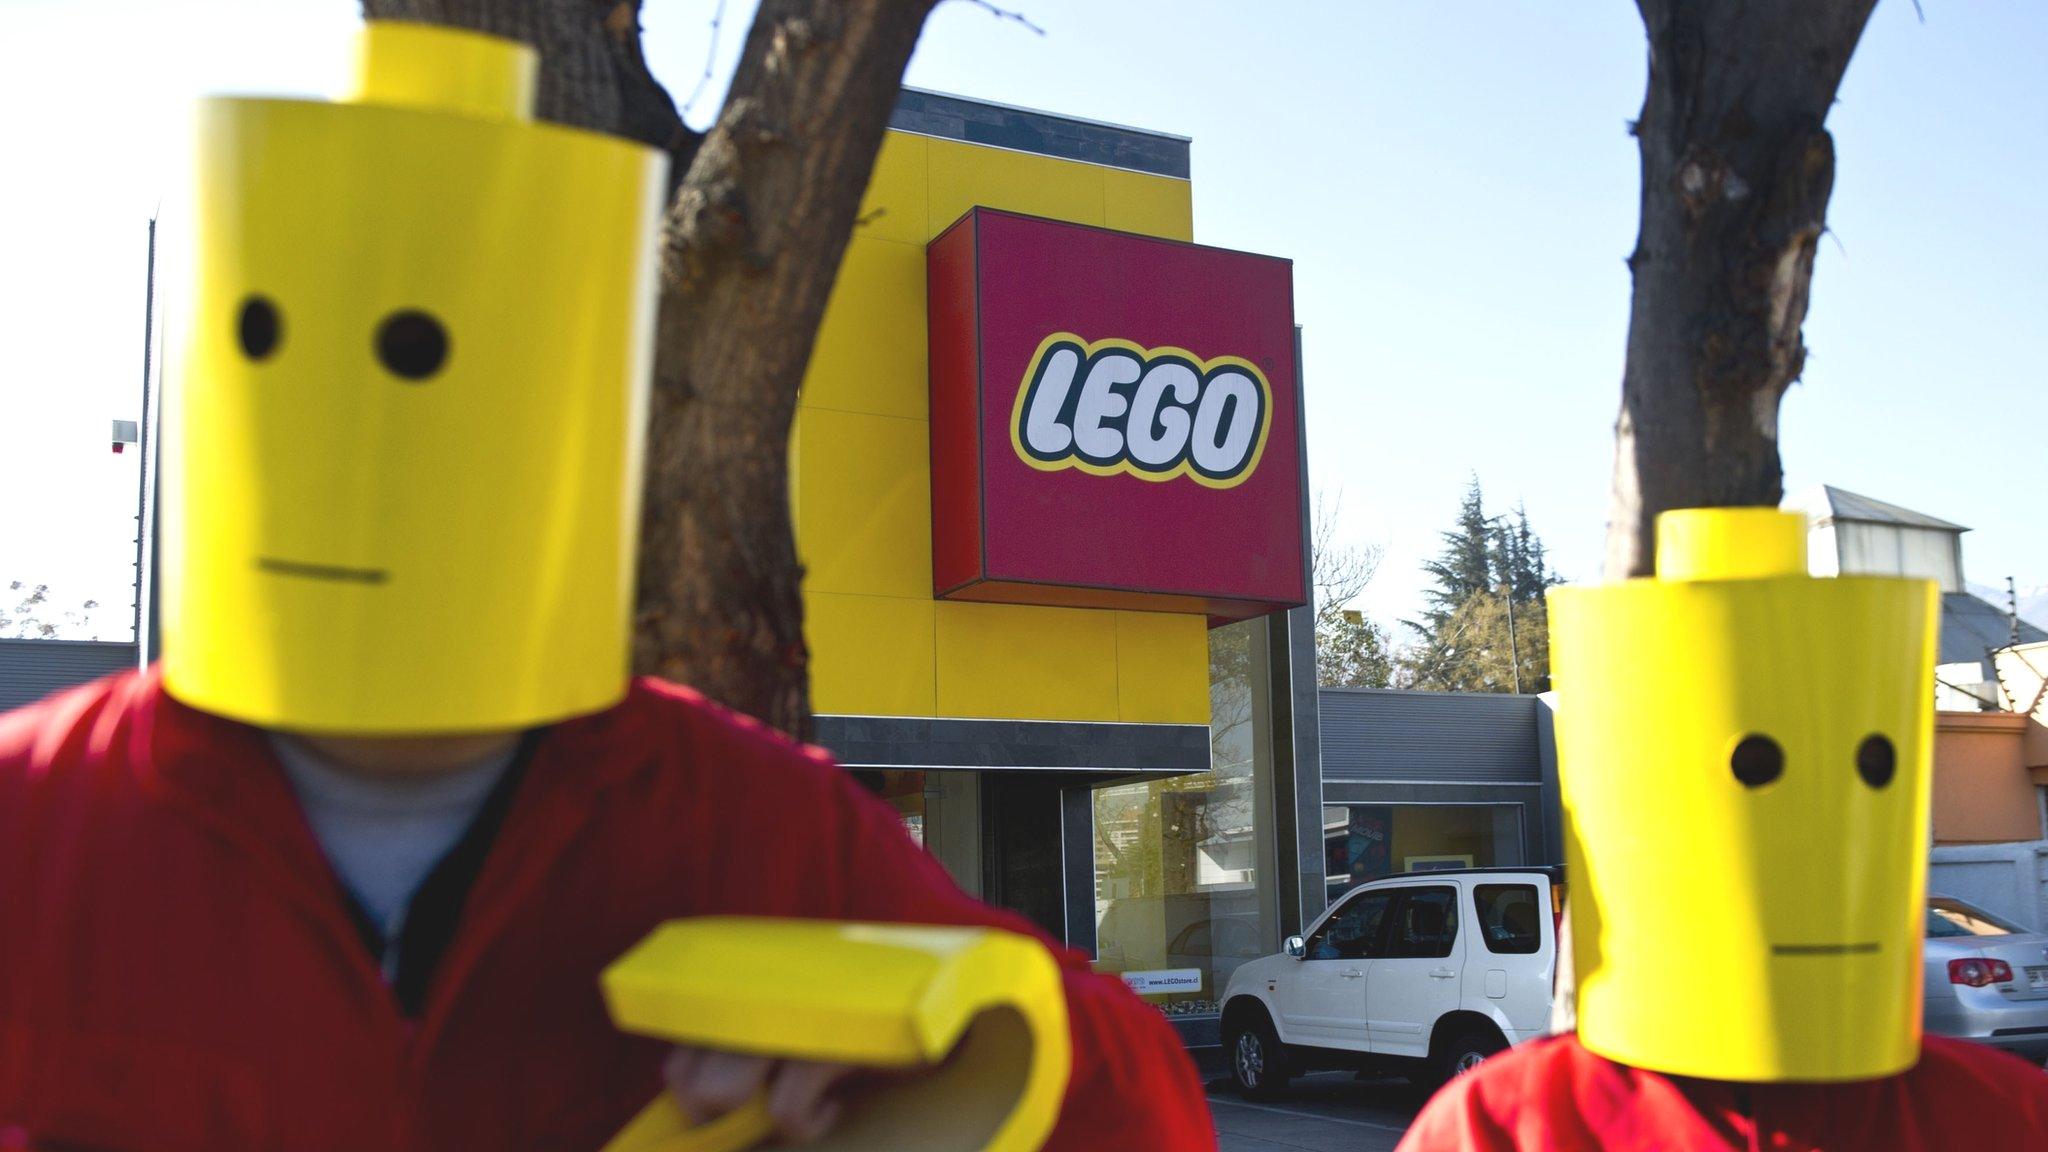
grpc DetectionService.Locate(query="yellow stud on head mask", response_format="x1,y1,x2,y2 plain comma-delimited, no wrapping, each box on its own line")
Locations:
163,22,669,734
1549,508,1938,1083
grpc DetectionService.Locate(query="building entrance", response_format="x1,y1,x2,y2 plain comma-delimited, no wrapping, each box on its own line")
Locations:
850,768,1108,946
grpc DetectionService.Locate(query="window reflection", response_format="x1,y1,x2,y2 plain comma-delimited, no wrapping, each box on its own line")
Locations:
1324,803,1525,902
853,768,926,846
1474,883,1542,954
1926,897,2022,938
1092,618,1275,1018
1383,888,1459,958
1308,890,1390,961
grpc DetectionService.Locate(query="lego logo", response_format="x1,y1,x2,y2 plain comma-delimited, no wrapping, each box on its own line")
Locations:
1010,334,1272,489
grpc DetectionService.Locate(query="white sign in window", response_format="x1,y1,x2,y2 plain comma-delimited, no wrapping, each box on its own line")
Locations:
1119,968,1204,996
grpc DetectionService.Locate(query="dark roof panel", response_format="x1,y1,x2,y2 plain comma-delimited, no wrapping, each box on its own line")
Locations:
1792,485,1969,532
1941,592,2048,666
891,88,1191,179
0,639,137,713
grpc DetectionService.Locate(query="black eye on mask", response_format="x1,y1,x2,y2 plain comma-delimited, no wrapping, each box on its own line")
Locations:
376,310,450,381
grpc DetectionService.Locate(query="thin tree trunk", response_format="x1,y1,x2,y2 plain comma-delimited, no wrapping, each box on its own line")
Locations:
361,0,940,737
360,0,698,168
1603,0,1878,579
638,2,937,741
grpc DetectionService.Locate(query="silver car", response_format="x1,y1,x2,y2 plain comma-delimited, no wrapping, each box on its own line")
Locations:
1924,895,2048,1062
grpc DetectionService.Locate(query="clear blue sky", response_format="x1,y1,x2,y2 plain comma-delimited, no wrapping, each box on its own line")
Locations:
2,0,2041,640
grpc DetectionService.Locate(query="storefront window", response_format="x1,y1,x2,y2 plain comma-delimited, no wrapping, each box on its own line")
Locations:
852,769,926,846
1092,618,1278,1019
851,769,987,897
1323,803,1525,902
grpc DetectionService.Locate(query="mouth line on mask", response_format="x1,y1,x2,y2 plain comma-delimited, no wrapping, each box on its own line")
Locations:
257,556,391,585
1770,942,1880,957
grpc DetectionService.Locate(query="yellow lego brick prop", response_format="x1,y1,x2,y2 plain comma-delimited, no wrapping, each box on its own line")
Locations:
163,22,668,733
600,919,1071,1152
1549,508,1938,1082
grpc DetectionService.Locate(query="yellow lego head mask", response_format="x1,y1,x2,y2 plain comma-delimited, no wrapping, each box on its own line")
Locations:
163,22,668,733
1550,508,1938,1082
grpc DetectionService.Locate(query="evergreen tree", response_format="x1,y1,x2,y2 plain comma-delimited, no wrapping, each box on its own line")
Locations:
1400,486,1559,693
1408,476,1494,636
1489,502,1558,606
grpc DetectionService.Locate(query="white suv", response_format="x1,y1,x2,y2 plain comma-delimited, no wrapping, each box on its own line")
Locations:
1219,867,1562,1097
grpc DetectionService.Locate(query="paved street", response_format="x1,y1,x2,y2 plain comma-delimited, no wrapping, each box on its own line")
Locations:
1207,1072,1425,1151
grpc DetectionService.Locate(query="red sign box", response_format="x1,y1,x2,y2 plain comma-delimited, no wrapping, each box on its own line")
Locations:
928,208,1306,624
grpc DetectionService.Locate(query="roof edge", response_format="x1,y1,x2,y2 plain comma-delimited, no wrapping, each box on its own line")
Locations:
891,87,1191,179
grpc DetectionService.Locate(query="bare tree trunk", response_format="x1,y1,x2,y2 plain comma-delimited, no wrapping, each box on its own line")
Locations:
1603,0,1877,579
361,0,939,737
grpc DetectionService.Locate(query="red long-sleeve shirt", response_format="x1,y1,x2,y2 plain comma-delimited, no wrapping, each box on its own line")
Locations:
0,669,1212,1151
1398,1032,2048,1151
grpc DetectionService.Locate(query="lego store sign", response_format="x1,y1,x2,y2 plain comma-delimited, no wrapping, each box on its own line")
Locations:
928,208,1306,623
1011,335,1272,489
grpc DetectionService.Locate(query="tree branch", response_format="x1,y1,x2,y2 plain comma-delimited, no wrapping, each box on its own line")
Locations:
952,0,1045,37
681,0,730,121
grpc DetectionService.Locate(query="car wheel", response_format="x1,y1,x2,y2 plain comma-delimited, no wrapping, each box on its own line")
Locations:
1431,1026,1505,1089
1227,1013,1292,1100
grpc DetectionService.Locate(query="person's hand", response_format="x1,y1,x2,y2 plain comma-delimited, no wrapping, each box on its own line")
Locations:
663,1047,857,1145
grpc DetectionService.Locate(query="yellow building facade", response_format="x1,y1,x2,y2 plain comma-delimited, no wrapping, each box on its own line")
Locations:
794,130,1211,728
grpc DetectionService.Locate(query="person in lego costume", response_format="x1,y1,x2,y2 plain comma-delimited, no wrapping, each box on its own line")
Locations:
0,23,1212,1152
1399,509,2048,1151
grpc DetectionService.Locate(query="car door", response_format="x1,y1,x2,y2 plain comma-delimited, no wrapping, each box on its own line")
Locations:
1365,885,1465,1057
1272,888,1391,1049
1469,880,1552,1041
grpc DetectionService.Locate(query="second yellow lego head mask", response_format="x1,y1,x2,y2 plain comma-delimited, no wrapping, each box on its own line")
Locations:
163,22,669,733
1550,509,1938,1082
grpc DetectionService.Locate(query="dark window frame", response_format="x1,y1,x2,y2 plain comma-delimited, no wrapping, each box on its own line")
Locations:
1382,886,1461,960
1306,888,1393,962
1472,883,1542,955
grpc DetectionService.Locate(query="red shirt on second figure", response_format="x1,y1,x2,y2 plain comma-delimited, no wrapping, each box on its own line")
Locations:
1398,1032,2048,1151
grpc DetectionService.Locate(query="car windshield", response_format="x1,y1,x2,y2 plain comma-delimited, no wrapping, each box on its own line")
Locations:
1926,897,2025,938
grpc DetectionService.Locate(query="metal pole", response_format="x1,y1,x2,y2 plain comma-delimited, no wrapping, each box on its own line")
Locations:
1503,581,1522,695
2011,576,2022,648
133,218,156,652
1482,513,1524,694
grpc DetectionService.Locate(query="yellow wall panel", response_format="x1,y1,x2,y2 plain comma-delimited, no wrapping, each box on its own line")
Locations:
795,406,932,600
936,601,1119,722
1114,612,1211,725
855,131,929,247
1103,170,1194,242
808,592,936,717
926,137,1106,238
802,234,928,420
